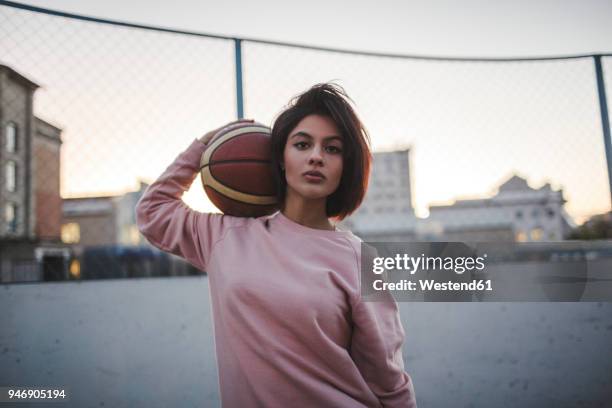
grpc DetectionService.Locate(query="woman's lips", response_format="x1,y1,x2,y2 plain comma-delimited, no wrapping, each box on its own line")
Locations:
303,173,325,182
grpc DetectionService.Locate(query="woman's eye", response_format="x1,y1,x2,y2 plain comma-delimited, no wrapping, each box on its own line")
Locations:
294,142,341,153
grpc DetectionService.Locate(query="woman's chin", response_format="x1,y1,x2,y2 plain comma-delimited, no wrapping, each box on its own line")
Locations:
293,188,331,201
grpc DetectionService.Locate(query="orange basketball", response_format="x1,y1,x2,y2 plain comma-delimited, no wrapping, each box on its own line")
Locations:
200,122,279,217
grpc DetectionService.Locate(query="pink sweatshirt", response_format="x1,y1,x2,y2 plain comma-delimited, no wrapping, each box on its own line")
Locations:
136,139,417,407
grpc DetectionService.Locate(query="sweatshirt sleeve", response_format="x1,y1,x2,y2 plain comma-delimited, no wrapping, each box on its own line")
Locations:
349,243,417,407
135,138,244,272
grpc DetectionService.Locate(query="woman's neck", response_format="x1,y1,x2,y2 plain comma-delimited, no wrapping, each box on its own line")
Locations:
281,198,335,231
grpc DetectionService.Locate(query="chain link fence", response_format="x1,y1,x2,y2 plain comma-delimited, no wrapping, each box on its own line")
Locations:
1,2,611,282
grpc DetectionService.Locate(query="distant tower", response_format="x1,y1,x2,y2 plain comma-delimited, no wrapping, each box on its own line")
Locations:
341,148,416,240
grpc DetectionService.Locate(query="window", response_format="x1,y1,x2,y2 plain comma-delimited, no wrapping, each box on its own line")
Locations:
515,231,527,242
5,161,16,192
5,122,17,153
5,203,17,233
515,210,523,219
530,228,544,241
129,225,140,245
532,209,539,218
69,259,81,279
61,223,80,244
546,208,555,218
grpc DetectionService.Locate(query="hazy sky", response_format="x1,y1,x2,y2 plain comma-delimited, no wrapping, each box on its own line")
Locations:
22,0,612,57
3,0,612,222
24,0,612,56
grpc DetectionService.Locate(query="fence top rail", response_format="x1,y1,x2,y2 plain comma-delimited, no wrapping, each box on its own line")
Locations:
2,0,612,62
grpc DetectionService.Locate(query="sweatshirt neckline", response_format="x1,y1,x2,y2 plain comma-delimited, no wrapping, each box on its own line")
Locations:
272,211,352,237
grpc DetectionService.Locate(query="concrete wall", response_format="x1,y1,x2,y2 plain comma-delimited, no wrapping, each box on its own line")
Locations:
1,277,611,407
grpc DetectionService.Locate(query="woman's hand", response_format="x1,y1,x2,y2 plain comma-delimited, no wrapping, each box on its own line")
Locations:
199,118,255,145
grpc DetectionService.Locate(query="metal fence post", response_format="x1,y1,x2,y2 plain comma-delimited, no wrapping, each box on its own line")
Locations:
594,55,612,210
234,39,244,119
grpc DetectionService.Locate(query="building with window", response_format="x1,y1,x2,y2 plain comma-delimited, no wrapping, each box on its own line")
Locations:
0,63,68,283
422,175,574,242
336,142,573,244
62,181,199,278
61,181,149,251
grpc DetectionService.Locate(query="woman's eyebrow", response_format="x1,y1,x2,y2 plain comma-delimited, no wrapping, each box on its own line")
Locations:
290,131,343,142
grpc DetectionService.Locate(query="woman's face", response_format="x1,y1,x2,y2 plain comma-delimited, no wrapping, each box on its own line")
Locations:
282,114,344,202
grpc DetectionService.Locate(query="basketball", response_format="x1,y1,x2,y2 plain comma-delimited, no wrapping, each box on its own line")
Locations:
199,121,279,217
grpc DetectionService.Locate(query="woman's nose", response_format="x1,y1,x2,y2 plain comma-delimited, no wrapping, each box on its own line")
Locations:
308,146,324,164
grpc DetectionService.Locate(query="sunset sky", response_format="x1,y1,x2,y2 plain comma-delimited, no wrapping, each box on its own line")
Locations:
1,0,611,223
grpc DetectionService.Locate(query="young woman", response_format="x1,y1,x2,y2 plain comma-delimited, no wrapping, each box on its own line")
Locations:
136,83,417,407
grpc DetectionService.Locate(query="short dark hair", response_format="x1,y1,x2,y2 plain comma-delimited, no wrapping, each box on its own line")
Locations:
270,82,372,221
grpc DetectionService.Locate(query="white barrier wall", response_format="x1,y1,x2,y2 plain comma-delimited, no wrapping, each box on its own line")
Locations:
2,277,611,407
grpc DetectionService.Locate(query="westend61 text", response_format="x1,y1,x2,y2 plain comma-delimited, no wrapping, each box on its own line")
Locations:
373,279,493,292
